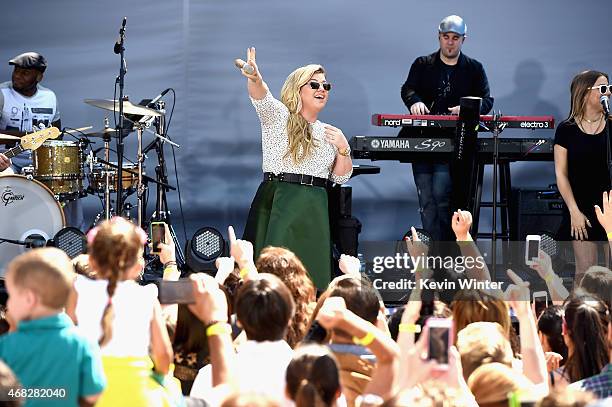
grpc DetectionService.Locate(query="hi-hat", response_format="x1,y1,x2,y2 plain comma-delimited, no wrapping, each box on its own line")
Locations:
84,99,163,117
0,133,20,141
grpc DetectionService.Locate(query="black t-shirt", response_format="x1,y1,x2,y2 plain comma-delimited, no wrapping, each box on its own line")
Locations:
433,63,456,114
554,119,611,212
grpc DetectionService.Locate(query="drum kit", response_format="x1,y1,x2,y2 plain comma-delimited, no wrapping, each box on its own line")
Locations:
0,97,178,274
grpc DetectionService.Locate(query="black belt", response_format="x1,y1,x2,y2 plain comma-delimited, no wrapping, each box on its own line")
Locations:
263,172,329,187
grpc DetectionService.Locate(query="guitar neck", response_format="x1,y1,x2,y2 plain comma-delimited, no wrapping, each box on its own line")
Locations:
3,144,24,159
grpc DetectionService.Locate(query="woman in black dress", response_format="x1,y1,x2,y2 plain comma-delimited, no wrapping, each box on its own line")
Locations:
554,70,611,282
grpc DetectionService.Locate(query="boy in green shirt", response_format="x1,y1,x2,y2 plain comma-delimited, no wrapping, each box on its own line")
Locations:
0,247,105,406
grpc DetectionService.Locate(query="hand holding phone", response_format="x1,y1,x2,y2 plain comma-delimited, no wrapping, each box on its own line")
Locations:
150,222,166,254
532,291,548,317
426,317,453,368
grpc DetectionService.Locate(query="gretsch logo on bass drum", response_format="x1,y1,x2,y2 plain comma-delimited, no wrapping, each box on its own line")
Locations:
2,188,25,206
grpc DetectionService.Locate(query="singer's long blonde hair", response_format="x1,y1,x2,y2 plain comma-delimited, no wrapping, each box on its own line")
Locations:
280,64,325,164
568,70,608,122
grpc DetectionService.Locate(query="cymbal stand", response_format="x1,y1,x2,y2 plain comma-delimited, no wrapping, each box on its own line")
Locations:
134,122,145,229
102,117,112,220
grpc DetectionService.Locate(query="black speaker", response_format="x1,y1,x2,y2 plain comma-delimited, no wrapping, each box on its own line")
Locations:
510,187,564,241
339,185,352,218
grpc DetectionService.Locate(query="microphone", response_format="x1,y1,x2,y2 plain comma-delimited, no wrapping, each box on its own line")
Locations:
113,17,127,54
234,58,255,75
601,95,610,116
147,88,171,107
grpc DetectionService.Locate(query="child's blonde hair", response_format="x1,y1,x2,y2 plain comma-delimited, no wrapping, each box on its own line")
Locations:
7,247,74,309
87,217,146,346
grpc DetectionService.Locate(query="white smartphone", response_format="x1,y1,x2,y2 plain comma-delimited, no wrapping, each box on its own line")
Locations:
525,235,541,266
533,290,548,317
426,317,453,368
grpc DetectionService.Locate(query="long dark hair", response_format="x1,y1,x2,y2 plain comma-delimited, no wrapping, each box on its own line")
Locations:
562,293,609,382
285,345,340,407
537,305,568,364
568,70,609,122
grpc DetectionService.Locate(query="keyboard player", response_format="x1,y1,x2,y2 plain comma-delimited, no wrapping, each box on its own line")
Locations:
400,15,494,241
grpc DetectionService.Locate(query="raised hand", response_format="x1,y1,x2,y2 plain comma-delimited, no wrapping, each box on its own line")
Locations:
594,190,612,234
188,273,229,325
214,256,235,285
157,223,176,266
404,226,428,259
228,225,254,270
324,125,349,151
316,296,347,330
505,269,531,316
529,250,554,281
241,47,261,83
451,209,472,241
339,254,361,276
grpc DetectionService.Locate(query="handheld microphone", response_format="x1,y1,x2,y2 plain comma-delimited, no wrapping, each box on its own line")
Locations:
113,17,127,54
147,88,171,107
601,95,610,116
234,58,255,75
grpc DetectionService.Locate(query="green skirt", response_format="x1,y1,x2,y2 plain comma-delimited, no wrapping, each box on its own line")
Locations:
243,180,331,289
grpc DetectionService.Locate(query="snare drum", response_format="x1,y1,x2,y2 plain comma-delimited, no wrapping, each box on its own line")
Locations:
33,140,84,200
89,162,140,192
0,175,65,276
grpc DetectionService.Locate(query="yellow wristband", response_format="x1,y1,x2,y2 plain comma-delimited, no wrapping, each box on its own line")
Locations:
607,231,612,240
239,267,250,279
352,331,375,346
544,273,554,283
398,323,422,333
206,322,232,337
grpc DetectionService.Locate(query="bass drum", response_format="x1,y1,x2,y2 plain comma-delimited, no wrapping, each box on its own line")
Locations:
0,175,65,276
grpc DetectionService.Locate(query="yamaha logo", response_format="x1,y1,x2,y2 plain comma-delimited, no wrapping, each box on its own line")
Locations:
2,189,24,206
370,139,380,149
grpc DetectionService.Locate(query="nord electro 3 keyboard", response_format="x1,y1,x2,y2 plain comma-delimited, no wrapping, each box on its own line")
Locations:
350,136,554,162
371,114,555,130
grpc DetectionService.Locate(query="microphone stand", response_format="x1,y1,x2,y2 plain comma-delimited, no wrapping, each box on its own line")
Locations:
115,18,127,218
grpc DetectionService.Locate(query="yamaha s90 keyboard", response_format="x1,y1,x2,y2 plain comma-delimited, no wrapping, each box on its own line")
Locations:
350,136,554,162
371,114,555,130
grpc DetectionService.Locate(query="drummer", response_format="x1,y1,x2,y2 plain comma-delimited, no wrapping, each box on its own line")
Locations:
0,52,83,230
0,52,60,174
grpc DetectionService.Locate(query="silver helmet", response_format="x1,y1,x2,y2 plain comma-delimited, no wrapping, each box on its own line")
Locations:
438,15,467,36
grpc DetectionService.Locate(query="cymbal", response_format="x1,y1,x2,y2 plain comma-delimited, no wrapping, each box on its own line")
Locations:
84,99,163,117
0,133,20,141
81,127,133,138
63,126,93,134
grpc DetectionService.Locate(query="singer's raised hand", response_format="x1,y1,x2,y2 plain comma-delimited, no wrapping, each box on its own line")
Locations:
244,46,267,100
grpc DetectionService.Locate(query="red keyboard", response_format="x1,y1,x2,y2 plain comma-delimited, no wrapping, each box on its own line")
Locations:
371,114,555,130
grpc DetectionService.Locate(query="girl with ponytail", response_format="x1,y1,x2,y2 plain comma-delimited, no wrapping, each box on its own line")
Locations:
239,47,353,290
553,292,609,387
286,345,342,407
71,217,178,406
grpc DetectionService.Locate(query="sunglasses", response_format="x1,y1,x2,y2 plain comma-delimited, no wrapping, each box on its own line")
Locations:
308,81,332,91
590,84,612,95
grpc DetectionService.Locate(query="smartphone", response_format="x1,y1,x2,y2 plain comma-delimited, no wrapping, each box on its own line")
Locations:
426,318,453,367
150,222,166,254
533,291,548,318
525,235,540,266
157,279,195,304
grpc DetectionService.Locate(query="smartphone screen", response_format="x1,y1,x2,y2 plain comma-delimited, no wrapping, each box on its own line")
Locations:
534,295,547,317
157,280,194,304
151,222,165,253
527,239,539,261
428,326,450,364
